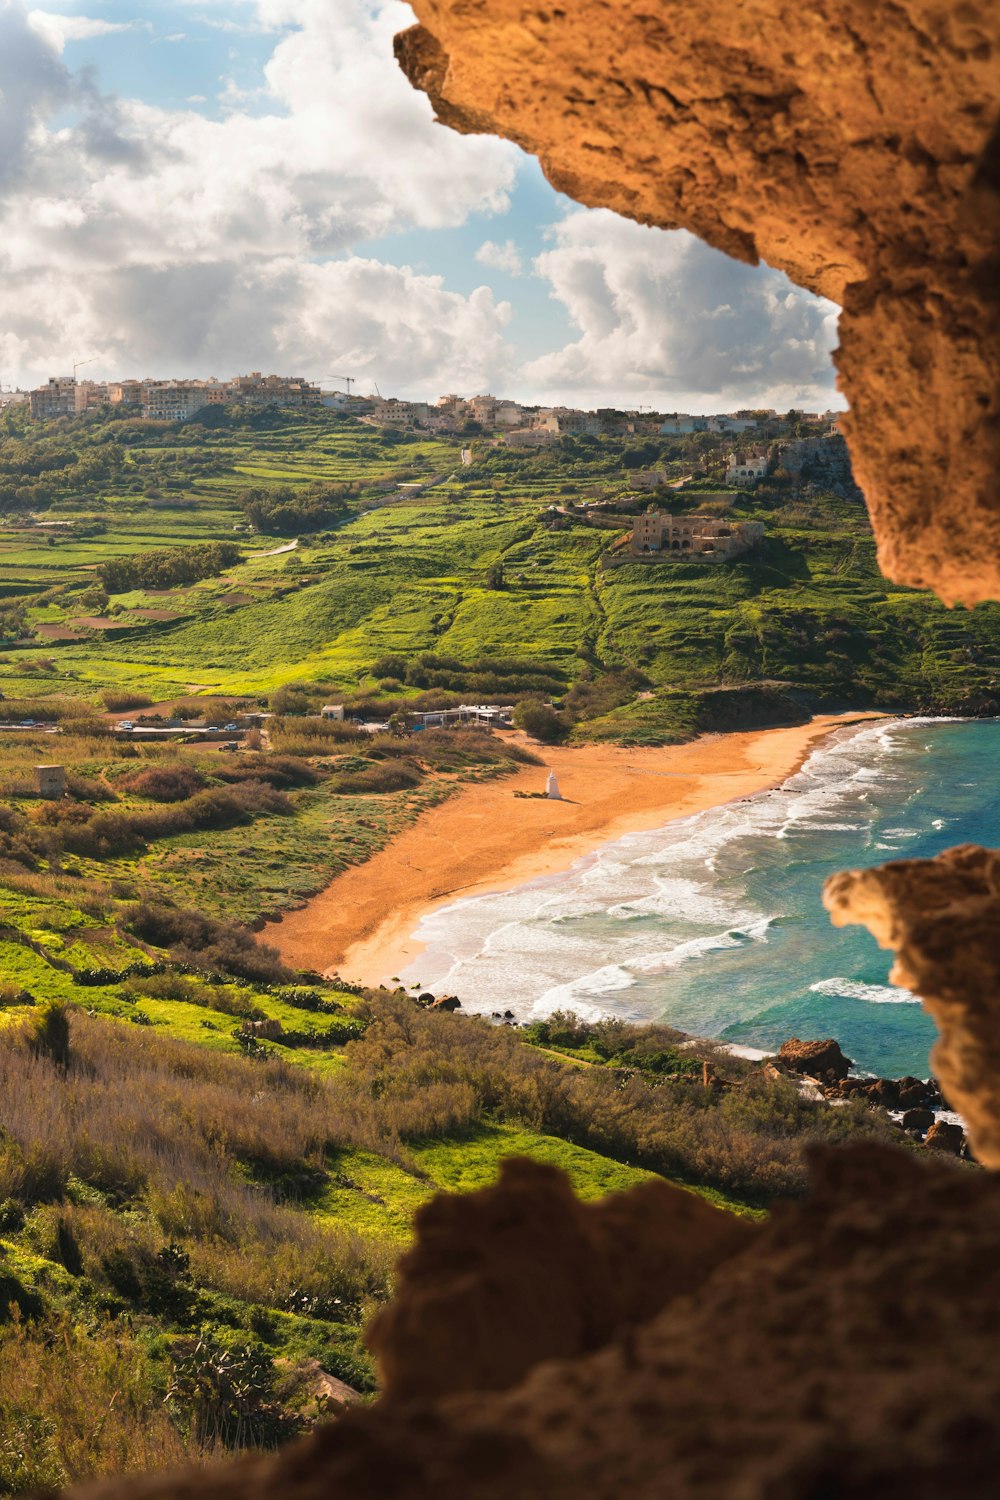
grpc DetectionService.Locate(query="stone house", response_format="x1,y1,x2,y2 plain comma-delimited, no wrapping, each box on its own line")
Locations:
725,448,771,485
630,512,764,560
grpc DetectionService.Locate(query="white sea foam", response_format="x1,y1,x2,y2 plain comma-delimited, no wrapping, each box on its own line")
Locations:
809,977,921,1005
400,717,968,1058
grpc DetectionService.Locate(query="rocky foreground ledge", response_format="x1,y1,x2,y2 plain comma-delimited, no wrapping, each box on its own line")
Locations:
71,1144,1000,1500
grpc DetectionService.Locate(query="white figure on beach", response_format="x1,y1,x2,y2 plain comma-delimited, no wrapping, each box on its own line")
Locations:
546,771,562,800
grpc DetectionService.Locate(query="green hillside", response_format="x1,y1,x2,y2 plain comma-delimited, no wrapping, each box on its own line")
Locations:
1,405,998,742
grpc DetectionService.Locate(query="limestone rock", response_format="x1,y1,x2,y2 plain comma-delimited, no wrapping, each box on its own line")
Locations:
824,844,1000,1166
778,1036,852,1081
365,1156,756,1400
396,1,1000,605
923,1119,966,1155
69,1146,1000,1500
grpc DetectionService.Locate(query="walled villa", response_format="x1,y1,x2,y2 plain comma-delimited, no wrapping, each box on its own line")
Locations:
629,511,764,560
725,447,771,485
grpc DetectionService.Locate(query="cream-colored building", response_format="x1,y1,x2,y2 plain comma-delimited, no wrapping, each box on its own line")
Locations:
725,448,771,485
630,512,764,560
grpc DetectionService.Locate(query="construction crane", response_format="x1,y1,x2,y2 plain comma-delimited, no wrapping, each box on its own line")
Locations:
72,357,97,381
324,375,355,395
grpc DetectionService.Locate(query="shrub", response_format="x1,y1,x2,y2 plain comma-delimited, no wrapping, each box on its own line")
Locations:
214,755,318,789
101,691,154,712
512,699,570,743
0,1313,194,1490
124,902,292,984
25,1002,71,1070
123,764,207,802
329,760,422,795
167,1331,294,1448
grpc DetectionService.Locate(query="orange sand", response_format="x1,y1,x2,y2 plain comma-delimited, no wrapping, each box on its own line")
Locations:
272,713,886,986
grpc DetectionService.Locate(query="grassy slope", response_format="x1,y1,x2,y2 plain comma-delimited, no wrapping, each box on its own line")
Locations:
2,410,998,735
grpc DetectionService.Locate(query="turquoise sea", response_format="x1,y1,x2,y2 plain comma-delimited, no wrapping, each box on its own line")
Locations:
400,718,1000,1078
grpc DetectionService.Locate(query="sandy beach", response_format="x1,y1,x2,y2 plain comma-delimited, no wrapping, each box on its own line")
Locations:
271,712,886,986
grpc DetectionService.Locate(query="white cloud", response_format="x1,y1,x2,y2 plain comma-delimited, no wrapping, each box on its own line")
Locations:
0,254,513,394
0,0,520,387
26,10,142,51
0,0,842,410
523,210,842,412
475,238,524,276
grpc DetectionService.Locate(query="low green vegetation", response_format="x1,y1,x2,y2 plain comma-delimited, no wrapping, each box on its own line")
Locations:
0,985,902,1490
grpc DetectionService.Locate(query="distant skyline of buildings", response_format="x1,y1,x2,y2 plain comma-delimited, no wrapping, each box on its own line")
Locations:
7,373,843,446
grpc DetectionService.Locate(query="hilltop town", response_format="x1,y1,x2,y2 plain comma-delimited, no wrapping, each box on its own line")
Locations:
5,370,841,450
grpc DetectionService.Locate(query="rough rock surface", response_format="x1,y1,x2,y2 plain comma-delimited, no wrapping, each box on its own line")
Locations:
366,1157,756,1399
71,1146,1000,1500
825,844,1000,1167
397,1,1000,605
778,1035,853,1081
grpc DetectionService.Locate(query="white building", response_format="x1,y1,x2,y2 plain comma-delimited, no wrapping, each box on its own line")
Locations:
725,448,771,485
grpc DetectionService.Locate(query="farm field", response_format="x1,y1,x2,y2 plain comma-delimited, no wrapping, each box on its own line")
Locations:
2,405,998,740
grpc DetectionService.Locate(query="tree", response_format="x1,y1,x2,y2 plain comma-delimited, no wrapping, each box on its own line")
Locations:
485,562,505,591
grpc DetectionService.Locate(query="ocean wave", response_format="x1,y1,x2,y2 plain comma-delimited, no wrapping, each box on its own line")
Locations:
532,965,636,1020
809,977,921,1005
630,920,771,975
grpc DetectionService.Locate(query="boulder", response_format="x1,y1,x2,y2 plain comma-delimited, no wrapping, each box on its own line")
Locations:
901,1108,936,1134
898,1079,940,1110
429,995,462,1012
866,1078,901,1109
923,1120,966,1156
778,1037,853,1082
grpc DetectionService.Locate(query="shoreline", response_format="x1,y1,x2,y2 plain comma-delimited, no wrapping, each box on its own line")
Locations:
271,711,887,987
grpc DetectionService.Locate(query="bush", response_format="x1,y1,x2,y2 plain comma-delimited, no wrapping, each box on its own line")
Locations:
101,691,154,712
512,699,570,743
329,760,422,795
167,1331,294,1448
123,764,207,802
125,902,293,984
214,755,318,789
25,1003,71,1070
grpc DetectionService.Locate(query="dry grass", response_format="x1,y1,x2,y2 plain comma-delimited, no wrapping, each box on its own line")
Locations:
0,1313,205,1493
0,1014,394,1308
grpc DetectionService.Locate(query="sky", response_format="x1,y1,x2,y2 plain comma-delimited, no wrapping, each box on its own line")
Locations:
0,0,845,411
